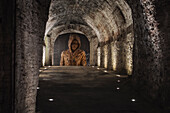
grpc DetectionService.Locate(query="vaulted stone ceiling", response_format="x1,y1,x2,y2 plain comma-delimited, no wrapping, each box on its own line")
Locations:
45,0,133,42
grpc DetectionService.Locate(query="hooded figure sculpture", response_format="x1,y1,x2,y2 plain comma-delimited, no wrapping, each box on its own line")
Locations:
60,34,87,66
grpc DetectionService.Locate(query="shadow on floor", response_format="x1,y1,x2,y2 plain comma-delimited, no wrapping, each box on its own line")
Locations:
36,66,163,113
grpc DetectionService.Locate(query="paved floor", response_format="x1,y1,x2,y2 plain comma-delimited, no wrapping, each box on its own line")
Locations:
36,66,163,113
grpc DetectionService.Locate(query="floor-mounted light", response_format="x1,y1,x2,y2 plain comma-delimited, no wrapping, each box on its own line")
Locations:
131,99,136,102
49,99,54,102
104,70,108,72
116,87,120,90
116,75,121,77
39,70,42,72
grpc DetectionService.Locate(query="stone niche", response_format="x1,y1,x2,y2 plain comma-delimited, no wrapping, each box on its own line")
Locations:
53,33,90,66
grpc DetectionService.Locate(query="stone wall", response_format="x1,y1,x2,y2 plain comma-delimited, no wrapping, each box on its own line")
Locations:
97,30,134,75
15,0,51,113
0,0,169,112
126,0,170,106
155,0,170,106
90,37,98,66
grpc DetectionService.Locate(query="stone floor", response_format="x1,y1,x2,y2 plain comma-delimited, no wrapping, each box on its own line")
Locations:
36,66,163,113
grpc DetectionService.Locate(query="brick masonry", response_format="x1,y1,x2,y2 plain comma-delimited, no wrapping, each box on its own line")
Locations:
127,0,170,106
0,0,170,112
15,0,51,113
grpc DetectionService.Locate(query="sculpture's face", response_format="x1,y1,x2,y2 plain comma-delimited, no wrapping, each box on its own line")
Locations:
71,40,79,51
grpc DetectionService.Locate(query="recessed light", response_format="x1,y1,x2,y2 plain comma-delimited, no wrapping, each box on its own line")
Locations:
117,87,120,90
116,75,121,77
117,80,120,82
131,99,136,102
37,87,40,90
104,70,107,72
49,99,54,102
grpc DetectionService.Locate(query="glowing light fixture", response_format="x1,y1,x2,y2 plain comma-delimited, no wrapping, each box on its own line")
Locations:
37,87,40,90
92,66,94,68
104,70,108,72
97,68,100,70
117,87,120,90
49,99,54,102
97,48,101,66
42,46,46,66
39,70,42,72
131,99,136,102
117,80,120,83
116,75,121,77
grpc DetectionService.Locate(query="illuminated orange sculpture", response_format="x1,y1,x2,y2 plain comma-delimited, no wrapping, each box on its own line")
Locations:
60,34,87,66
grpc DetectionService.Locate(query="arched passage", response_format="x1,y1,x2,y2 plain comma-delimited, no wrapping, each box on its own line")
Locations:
43,24,98,66
54,33,90,66
44,0,134,75
8,0,169,113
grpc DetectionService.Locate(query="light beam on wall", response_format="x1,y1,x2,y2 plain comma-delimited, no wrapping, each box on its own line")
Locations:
42,46,46,66
104,45,108,68
97,47,101,67
111,42,117,71
125,33,133,75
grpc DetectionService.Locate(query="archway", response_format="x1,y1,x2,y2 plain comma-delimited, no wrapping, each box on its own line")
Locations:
11,0,170,113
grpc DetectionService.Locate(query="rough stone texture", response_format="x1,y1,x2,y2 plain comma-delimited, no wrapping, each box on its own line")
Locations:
107,43,113,70
90,37,98,66
43,0,134,75
155,0,170,106
46,0,133,42
15,0,170,111
100,45,105,68
124,33,134,75
111,40,126,73
44,24,97,66
45,36,52,66
126,0,170,107
99,29,134,75
0,0,170,112
103,44,108,68
127,0,157,99
0,0,15,112
15,0,51,113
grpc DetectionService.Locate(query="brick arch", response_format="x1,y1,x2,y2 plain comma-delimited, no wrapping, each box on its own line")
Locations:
44,24,99,66
12,0,170,113
49,24,96,42
45,0,133,43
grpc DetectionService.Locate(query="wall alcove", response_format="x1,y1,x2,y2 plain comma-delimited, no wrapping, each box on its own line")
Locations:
54,33,90,66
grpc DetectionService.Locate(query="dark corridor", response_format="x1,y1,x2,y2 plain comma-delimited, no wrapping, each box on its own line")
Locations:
36,66,162,113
